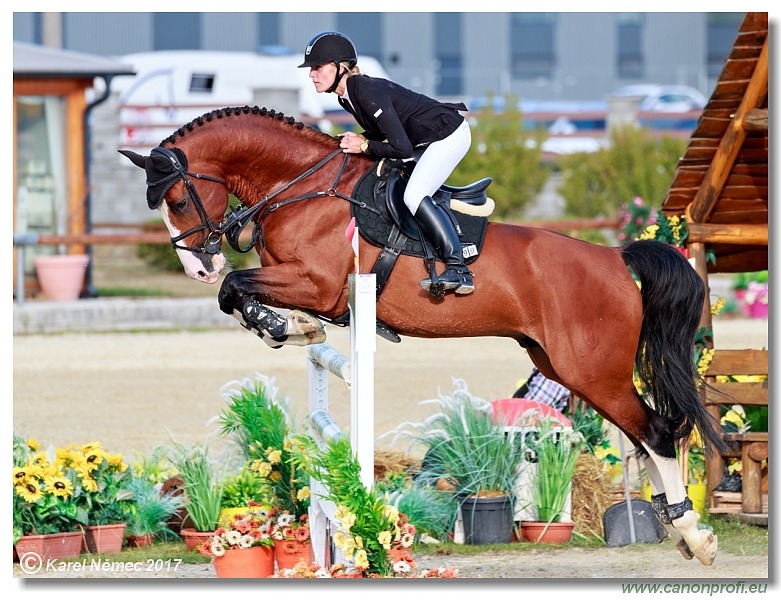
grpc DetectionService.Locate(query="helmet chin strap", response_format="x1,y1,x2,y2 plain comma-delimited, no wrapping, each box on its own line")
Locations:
326,63,347,94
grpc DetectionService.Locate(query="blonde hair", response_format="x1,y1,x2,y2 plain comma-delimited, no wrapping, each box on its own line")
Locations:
341,61,361,76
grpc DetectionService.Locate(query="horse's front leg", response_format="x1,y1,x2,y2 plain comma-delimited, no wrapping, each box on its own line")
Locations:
218,266,330,347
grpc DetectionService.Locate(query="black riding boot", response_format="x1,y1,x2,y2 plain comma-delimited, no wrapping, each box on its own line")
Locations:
415,196,475,295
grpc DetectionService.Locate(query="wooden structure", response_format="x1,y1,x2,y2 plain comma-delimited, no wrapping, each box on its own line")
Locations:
661,12,768,523
12,41,134,296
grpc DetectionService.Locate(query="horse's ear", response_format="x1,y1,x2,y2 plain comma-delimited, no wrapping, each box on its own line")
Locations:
118,149,146,169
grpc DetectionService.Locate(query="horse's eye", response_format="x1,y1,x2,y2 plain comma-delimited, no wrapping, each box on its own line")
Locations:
171,198,188,213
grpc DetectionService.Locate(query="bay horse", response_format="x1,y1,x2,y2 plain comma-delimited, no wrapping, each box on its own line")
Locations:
120,105,724,566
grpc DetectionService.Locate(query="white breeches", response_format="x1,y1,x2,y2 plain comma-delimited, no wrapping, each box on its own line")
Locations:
403,119,471,215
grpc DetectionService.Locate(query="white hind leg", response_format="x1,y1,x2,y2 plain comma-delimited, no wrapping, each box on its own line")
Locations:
642,455,694,560
642,445,717,566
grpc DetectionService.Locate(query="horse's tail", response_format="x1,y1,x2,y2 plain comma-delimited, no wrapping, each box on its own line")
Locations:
621,240,727,454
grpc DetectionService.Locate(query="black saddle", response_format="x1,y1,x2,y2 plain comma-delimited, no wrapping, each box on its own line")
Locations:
352,161,489,287
329,160,491,343
381,160,492,241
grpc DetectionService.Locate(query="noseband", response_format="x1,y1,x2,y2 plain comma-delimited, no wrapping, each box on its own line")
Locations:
150,145,354,255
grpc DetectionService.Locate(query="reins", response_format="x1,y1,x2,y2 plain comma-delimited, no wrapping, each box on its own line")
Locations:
161,143,381,255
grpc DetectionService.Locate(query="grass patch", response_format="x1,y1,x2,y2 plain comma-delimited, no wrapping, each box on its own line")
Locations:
413,514,767,559
94,287,169,298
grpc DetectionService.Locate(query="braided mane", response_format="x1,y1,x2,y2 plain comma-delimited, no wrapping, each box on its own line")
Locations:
159,105,337,146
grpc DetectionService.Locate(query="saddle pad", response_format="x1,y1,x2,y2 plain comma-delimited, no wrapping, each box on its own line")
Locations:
351,166,487,264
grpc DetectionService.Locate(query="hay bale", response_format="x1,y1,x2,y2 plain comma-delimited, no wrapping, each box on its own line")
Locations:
571,452,613,539
374,450,422,481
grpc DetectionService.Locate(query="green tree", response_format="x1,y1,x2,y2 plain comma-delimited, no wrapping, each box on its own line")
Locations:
557,125,686,219
449,98,551,221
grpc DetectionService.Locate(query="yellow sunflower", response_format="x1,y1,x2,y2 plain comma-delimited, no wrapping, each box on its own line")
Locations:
16,479,44,503
44,474,74,498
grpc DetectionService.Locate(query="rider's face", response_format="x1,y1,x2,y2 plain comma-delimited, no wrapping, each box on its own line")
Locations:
308,63,338,93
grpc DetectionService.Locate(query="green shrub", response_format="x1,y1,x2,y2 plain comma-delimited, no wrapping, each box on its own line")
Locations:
557,125,686,220
449,96,551,221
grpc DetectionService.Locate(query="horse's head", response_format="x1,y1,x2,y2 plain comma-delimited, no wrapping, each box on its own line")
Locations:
119,146,229,284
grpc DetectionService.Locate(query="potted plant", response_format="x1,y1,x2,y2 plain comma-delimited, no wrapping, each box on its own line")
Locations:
166,441,225,551
521,417,584,543
217,374,312,562
124,476,185,547
293,434,417,577
13,433,87,561
70,442,134,554
387,380,525,545
219,466,270,527
196,505,275,578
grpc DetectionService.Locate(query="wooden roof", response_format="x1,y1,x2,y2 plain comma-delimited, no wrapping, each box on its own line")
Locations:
662,12,768,274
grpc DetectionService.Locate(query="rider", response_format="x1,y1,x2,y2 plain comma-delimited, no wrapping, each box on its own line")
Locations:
298,31,475,296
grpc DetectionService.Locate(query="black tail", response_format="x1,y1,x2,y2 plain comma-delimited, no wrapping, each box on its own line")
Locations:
621,240,727,454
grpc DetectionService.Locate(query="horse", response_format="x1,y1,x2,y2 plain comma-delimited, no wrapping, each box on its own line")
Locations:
120,105,724,566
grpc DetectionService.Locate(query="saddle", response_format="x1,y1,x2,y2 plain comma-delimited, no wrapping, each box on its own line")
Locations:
352,159,491,297
330,160,491,343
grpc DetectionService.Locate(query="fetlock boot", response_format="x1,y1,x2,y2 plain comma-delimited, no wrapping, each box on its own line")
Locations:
415,196,474,295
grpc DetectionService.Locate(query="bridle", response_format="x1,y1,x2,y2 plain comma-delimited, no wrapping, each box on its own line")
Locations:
148,146,228,255
150,146,359,255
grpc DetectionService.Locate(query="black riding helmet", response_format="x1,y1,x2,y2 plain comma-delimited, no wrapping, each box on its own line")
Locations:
298,32,358,93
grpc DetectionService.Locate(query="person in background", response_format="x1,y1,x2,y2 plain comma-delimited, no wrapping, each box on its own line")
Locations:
512,367,572,413
298,31,475,296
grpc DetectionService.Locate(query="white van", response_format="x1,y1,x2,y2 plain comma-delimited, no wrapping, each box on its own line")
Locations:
108,49,390,147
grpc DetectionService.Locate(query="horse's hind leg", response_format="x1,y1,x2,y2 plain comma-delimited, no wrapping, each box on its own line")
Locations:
573,380,716,565
641,455,695,560
640,444,717,566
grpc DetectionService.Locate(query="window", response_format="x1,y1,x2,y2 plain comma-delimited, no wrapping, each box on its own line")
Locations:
435,13,463,96
189,73,215,94
510,13,556,80
617,13,644,79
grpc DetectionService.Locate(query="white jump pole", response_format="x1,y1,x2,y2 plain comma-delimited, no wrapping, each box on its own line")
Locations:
306,271,376,567
348,272,376,488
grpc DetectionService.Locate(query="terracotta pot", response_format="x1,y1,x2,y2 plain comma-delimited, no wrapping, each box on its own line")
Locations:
126,533,154,548
83,523,126,554
213,545,275,578
274,538,313,572
520,521,575,544
33,254,89,301
180,528,215,552
15,531,83,562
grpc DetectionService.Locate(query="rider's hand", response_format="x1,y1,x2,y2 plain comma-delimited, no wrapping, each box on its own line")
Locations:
339,131,364,154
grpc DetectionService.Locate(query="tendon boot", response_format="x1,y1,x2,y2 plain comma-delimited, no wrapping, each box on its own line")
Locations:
415,196,474,296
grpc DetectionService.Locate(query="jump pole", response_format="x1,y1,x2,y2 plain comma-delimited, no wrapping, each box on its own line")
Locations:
307,272,376,566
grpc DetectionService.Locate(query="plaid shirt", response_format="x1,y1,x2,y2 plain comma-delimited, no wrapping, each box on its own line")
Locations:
526,368,570,412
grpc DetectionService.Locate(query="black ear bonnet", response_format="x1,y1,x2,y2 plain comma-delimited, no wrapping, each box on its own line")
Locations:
144,147,189,209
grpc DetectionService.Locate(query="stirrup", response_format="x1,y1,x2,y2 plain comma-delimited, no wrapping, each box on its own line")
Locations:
419,268,474,296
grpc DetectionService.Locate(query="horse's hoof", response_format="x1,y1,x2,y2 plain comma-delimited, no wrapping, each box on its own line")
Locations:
672,511,717,566
286,310,325,336
691,531,718,566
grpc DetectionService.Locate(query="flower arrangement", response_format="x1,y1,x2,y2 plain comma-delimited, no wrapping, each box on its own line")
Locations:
292,434,417,577
743,281,769,308
638,210,688,248
617,196,655,243
13,434,88,541
13,435,135,543
269,508,310,543
274,562,458,579
196,503,274,558
62,441,133,525
218,374,310,521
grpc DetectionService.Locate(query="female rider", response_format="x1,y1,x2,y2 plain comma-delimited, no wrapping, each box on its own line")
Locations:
299,31,474,296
